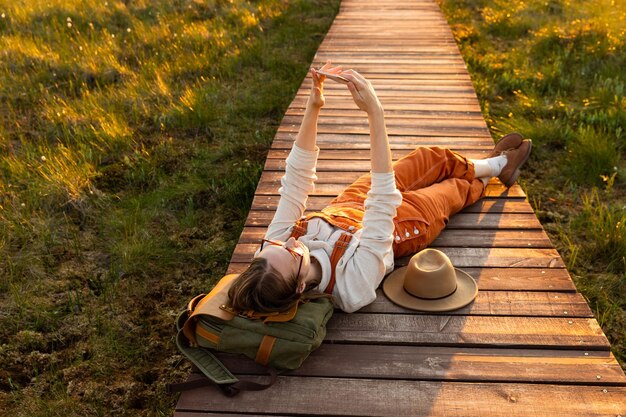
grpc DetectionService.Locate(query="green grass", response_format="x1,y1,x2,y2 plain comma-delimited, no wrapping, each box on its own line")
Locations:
438,0,625,368
0,0,340,415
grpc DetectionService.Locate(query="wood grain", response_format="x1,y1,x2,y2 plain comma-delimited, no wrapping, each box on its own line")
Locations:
250,195,534,212
243,211,541,229
254,170,527,197
230,245,565,268
359,289,592,317
236,226,552,247
324,314,608,348
177,377,626,416
212,345,626,385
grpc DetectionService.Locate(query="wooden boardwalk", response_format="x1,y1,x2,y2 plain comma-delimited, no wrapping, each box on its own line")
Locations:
175,0,626,415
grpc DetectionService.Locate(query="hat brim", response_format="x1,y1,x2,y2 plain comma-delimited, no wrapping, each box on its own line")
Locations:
382,266,478,312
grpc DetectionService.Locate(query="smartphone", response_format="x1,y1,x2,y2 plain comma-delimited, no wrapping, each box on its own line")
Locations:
316,69,350,84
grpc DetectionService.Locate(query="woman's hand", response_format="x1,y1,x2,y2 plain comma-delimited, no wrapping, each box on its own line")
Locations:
308,61,342,109
340,70,383,115
340,69,391,173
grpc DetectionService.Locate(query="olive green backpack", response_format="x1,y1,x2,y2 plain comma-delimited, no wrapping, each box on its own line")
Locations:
168,274,334,396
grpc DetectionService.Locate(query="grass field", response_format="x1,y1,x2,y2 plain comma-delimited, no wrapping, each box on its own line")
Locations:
437,0,625,367
0,0,624,415
0,0,340,415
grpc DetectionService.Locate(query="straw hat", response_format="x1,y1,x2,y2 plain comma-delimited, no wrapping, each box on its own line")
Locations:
382,249,478,312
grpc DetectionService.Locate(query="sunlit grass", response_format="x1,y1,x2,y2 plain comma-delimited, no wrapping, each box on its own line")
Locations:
439,0,625,369
578,185,626,272
0,0,340,414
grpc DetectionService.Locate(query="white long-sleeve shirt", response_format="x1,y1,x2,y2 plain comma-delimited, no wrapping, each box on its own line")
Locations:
262,144,403,313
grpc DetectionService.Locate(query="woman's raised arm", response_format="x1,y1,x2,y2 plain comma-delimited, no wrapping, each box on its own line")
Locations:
295,63,342,151
340,70,393,174
263,63,341,241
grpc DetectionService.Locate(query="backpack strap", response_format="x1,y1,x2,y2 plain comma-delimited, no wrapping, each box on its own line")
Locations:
168,311,278,396
255,335,277,365
175,327,239,385
290,216,308,239
325,233,353,295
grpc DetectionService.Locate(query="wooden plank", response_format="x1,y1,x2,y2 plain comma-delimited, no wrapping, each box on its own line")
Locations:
394,247,566,268
431,229,552,247
243,211,540,229
236,227,552,248
266,148,493,160
175,413,280,417
316,52,471,58
322,40,461,46
326,29,456,34
273,132,495,147
322,40,459,45
254,170,528,196
297,84,478,94
275,131,491,142
324,314,608,348
294,90,481,100
212,345,626,385
272,138,493,151
277,123,489,137
320,46,469,53
286,111,484,123
225,263,577,292
445,213,542,229
457,267,575,291
309,78,474,87
285,106,487,118
286,108,483,118
289,98,482,111
255,174,525,198
283,116,489,129
231,245,565,268
328,29,460,35
262,157,515,172
360,289,592,317
177,378,626,416
250,195,534,212
453,198,533,212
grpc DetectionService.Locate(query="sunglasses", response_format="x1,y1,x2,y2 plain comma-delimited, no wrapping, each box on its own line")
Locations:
260,239,304,279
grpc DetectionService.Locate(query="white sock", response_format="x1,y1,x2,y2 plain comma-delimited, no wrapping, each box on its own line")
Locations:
487,154,508,176
472,155,508,187
472,155,508,178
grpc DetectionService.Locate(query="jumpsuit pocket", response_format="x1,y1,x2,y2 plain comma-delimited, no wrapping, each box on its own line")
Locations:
392,217,430,244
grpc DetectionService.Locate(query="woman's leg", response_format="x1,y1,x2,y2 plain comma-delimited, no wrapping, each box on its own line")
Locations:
329,146,477,207
392,146,476,191
323,144,522,256
391,177,485,258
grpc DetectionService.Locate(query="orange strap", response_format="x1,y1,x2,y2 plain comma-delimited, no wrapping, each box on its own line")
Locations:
290,217,309,239
325,233,353,295
289,217,354,294
255,335,276,365
195,324,220,345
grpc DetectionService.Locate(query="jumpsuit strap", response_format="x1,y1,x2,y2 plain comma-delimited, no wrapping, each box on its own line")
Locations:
325,233,353,295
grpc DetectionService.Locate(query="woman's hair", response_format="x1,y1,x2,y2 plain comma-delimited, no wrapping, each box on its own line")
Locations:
228,257,323,313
